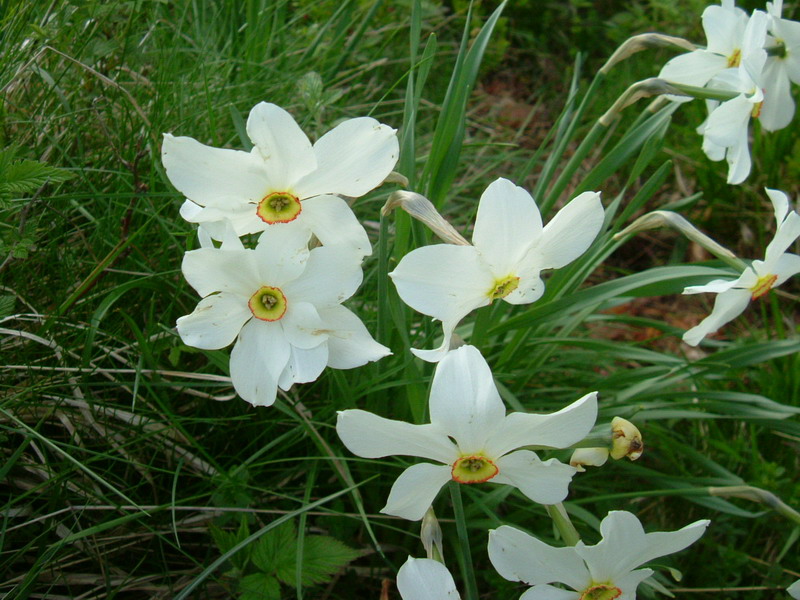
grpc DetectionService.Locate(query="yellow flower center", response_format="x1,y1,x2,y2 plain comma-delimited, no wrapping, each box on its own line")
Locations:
488,275,520,301
727,48,741,67
451,454,499,484
256,191,302,224
580,584,622,600
750,273,777,300
248,285,288,321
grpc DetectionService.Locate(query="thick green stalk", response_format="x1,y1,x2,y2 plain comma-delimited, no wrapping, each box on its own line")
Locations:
449,482,479,600
545,503,581,546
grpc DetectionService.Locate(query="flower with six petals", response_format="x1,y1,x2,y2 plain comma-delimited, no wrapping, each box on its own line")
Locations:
176,226,389,406
682,188,800,345
389,178,604,361
336,344,597,521
162,102,398,256
488,511,709,600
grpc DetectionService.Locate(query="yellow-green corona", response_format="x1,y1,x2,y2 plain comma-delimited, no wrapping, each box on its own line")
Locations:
451,454,499,484
256,191,302,224
581,584,622,600
248,285,288,321
488,275,520,301
750,273,777,299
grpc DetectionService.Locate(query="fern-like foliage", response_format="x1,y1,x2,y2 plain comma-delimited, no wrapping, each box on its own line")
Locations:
0,145,73,200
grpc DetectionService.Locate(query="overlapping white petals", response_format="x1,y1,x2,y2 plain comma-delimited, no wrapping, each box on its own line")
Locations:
176,226,388,406
683,188,800,345
336,345,597,520
397,557,461,600
489,511,709,600
390,178,603,361
163,102,398,256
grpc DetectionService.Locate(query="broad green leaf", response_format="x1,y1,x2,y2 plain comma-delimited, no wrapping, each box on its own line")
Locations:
239,573,281,600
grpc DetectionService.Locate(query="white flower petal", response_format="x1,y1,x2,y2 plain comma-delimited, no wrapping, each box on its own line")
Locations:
765,188,790,226
724,123,753,185
279,342,328,387
682,276,743,295
428,345,506,453
245,102,316,188
390,244,494,323
613,569,654,598
283,245,363,306
381,463,452,521
703,4,746,56
183,201,268,238
397,557,461,600
409,318,461,363
229,319,291,407
760,59,795,131
253,226,312,286
488,526,589,590
771,253,800,286
659,50,728,90
471,178,543,275
486,392,598,458
162,133,269,207
704,95,753,148
520,585,581,600
182,247,259,297
281,301,327,349
682,288,752,346
493,451,576,505
293,117,398,199
300,195,372,257
336,410,457,463
630,519,710,572
575,511,648,582
176,293,251,350
316,305,391,369
788,578,800,599
529,191,604,270
764,211,800,268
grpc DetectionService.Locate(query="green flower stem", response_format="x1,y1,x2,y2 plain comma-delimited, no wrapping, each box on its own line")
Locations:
709,486,800,526
449,482,479,600
546,503,581,546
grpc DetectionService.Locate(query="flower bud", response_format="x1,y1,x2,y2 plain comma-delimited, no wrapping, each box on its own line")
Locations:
610,417,643,461
420,507,444,563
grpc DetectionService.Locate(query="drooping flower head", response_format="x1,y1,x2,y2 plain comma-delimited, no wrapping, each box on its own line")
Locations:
683,188,800,346
390,178,604,361
162,102,399,256
488,511,710,600
336,344,597,521
397,557,461,600
176,226,389,406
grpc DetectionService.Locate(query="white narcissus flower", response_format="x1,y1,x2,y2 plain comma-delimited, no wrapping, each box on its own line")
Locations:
389,178,604,361
658,0,749,93
397,557,461,600
162,102,399,257
695,10,769,185
336,344,597,521
176,226,390,407
682,188,800,346
488,511,710,600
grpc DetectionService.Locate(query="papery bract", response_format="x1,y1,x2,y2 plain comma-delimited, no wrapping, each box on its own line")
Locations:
336,344,597,521
488,511,710,600
176,226,389,406
389,177,604,361
683,188,800,346
162,102,399,257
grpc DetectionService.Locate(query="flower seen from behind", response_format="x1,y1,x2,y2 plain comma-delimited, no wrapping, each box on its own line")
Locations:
162,102,399,257
682,188,800,346
336,344,597,521
176,226,389,407
488,511,710,600
389,178,604,361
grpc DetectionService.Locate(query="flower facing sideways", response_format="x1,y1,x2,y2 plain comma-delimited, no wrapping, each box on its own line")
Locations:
488,511,710,600
176,226,389,406
336,344,597,521
397,557,461,600
682,188,800,346
390,178,604,361
162,102,399,257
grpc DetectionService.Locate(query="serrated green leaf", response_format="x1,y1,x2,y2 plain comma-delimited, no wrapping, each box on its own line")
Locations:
0,296,15,319
0,156,73,197
239,573,281,600
252,520,296,575
210,517,251,571
283,536,360,586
